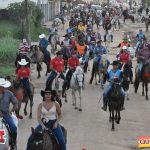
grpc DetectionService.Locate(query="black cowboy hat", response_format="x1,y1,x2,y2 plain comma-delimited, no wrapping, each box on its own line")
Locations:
97,40,103,43
63,34,68,37
110,60,119,66
56,51,63,56
41,89,52,97
123,37,128,41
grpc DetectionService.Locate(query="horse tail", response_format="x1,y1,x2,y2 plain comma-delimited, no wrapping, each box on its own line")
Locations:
89,63,95,84
134,77,140,93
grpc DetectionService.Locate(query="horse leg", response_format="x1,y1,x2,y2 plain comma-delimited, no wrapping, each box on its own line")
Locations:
142,82,145,96
15,102,23,119
145,83,149,100
24,100,28,116
111,109,115,131
36,63,41,78
72,90,75,106
116,110,121,124
109,109,112,122
78,88,82,111
29,99,33,119
95,73,97,85
89,64,95,84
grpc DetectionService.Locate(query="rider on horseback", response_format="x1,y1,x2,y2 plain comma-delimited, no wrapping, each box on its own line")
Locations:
0,78,18,150
46,51,66,96
16,59,33,105
103,16,113,42
26,89,66,150
137,43,150,80
66,51,80,89
117,37,130,49
118,46,133,84
102,60,125,111
39,34,50,64
48,27,58,44
136,29,145,41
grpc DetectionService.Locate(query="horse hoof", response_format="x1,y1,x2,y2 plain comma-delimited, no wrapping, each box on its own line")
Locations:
16,115,23,120
127,97,130,100
65,99,67,103
109,119,112,122
111,128,115,131
24,111,28,116
72,103,75,106
29,115,32,119
75,107,78,110
79,108,82,111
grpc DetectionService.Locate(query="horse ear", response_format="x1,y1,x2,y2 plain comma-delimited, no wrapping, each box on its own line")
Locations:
31,127,34,134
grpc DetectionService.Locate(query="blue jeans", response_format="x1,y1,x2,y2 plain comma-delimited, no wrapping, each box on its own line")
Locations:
46,71,57,90
21,78,32,101
3,115,17,135
103,84,125,105
138,62,143,79
104,31,113,42
26,120,66,150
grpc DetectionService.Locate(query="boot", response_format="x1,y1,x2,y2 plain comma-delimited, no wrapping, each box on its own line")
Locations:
101,97,107,111
10,134,17,150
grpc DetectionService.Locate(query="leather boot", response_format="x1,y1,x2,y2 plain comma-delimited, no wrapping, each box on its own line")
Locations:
10,134,17,150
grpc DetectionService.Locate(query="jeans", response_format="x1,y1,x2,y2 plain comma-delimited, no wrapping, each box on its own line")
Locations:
3,115,17,135
66,69,75,88
103,84,125,105
26,120,66,150
104,31,113,42
46,71,57,90
21,78,32,101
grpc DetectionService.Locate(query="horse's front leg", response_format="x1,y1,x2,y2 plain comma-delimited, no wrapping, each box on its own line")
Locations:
111,109,115,131
145,83,149,100
24,99,28,116
78,88,82,111
72,90,76,107
15,101,23,119
142,82,145,96
109,108,112,122
37,63,41,78
29,99,33,119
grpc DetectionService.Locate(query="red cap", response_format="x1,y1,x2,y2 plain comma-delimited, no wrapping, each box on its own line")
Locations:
71,51,77,55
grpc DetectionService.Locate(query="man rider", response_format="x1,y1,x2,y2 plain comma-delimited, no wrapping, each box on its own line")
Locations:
66,51,79,88
46,51,66,96
102,60,125,111
0,78,18,150
136,29,145,41
137,43,150,80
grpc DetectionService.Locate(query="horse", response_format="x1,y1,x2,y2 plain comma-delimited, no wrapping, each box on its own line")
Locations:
122,63,130,100
50,33,60,55
107,78,122,131
134,62,150,100
0,113,18,150
111,17,120,31
30,45,51,78
141,16,150,31
30,124,67,150
123,14,134,23
6,76,35,119
105,30,112,51
70,66,84,111
89,54,108,86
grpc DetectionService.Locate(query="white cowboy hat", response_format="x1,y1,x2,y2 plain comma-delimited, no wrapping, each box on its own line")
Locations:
23,38,27,43
39,34,46,39
122,46,127,50
0,78,11,88
18,59,29,66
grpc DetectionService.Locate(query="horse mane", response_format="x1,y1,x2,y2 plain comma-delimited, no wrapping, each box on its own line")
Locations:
75,66,83,74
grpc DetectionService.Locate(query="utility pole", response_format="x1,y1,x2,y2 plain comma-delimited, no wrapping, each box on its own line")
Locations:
25,0,31,45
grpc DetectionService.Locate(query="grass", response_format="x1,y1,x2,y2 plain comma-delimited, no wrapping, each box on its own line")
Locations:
0,65,15,77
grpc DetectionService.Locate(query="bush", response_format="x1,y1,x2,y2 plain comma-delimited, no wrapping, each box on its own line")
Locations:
0,36,19,63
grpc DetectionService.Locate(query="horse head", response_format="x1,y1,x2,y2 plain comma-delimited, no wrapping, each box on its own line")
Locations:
74,66,84,87
110,77,122,98
122,64,130,81
31,128,44,150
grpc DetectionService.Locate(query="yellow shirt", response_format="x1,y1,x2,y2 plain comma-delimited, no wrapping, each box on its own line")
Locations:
78,25,86,32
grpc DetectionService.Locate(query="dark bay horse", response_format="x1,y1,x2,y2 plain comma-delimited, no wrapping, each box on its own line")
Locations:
30,125,67,150
6,76,34,119
30,45,51,78
134,62,150,100
122,13,134,23
107,78,122,130
141,16,150,31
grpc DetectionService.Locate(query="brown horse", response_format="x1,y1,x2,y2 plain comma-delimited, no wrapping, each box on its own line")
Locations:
141,16,150,31
6,76,34,119
30,45,51,78
134,63,150,100
123,14,134,23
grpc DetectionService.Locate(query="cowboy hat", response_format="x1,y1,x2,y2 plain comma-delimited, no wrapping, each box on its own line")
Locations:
39,34,46,39
23,38,27,43
110,60,119,65
122,45,127,50
56,51,63,56
63,34,68,37
123,37,128,40
18,59,29,66
0,78,11,88
41,89,52,97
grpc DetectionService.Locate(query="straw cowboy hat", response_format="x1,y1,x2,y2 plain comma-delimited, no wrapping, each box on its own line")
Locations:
39,33,46,39
0,78,11,88
122,46,127,50
18,59,29,66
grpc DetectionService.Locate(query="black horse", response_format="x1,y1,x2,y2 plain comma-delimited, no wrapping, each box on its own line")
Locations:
107,78,123,131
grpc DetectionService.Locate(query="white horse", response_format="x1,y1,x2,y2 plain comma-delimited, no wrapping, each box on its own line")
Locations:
105,30,112,52
51,33,60,54
70,66,84,111
0,113,18,150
